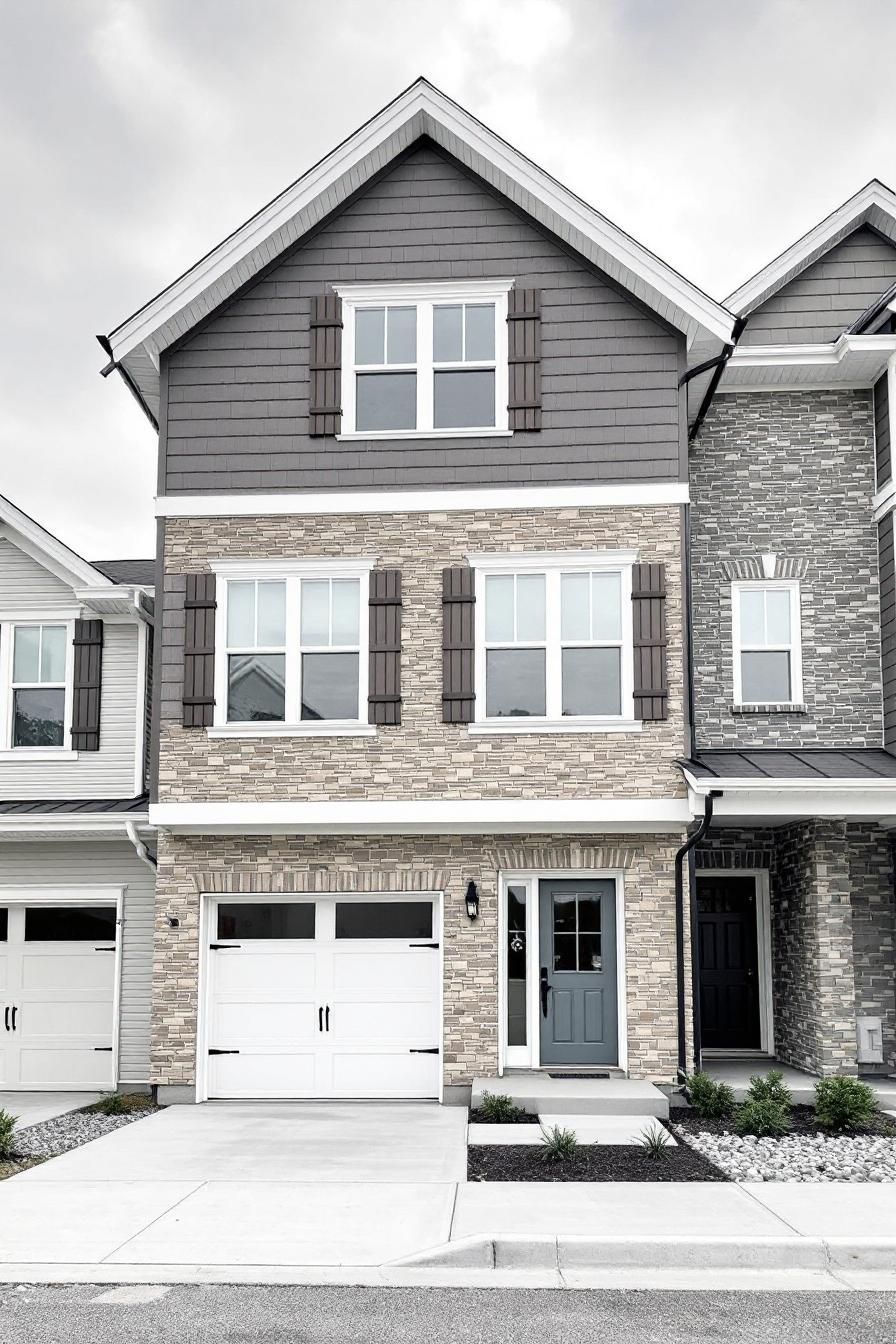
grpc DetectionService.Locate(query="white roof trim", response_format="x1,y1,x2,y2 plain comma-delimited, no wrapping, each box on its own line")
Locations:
0,812,150,836
106,78,734,418
682,767,896,794
720,333,896,391
149,798,691,836
726,179,896,316
0,494,115,592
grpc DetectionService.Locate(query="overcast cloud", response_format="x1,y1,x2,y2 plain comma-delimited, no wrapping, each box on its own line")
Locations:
2,0,895,560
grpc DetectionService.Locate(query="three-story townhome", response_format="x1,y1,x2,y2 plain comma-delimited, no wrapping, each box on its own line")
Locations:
0,493,155,1095
102,79,736,1106
684,181,896,1084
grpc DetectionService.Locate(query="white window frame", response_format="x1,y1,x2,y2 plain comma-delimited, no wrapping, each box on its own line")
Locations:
731,580,803,707
335,280,512,440
468,550,640,734
0,613,77,758
209,558,376,738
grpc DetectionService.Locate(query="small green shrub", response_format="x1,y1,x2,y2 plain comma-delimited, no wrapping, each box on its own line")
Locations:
636,1123,672,1159
735,1098,792,1137
0,1110,18,1160
815,1077,878,1133
685,1072,736,1120
746,1070,792,1109
478,1091,524,1123
95,1092,127,1116
539,1124,578,1162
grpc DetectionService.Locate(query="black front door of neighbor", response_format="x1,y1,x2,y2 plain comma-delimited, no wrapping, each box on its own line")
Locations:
697,875,761,1050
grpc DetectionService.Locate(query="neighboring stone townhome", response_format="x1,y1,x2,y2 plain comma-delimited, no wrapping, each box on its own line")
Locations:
0,493,155,1094
685,181,896,1079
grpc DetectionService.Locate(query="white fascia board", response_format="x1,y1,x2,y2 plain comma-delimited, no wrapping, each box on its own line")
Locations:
156,481,690,520
149,798,692,835
727,334,896,369
107,79,734,371
0,496,115,592
0,813,150,836
726,180,896,315
681,766,896,793
686,784,896,821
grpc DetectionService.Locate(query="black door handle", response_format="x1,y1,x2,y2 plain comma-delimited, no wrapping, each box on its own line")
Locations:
319,1007,324,1033
3,1007,8,1032
540,967,551,1018
325,1006,330,1032
11,1007,17,1032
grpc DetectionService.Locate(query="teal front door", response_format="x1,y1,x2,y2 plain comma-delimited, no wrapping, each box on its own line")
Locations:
538,879,618,1066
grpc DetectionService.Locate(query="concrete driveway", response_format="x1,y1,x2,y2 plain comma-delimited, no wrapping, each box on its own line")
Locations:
0,1102,467,1268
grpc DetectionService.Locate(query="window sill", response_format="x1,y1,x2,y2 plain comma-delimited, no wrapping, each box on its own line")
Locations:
468,718,643,736
337,429,513,441
731,703,807,715
207,722,377,740
0,748,79,760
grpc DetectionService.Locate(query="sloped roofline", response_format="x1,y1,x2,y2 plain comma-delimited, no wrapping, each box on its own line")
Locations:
103,77,735,421
726,178,896,317
0,492,117,591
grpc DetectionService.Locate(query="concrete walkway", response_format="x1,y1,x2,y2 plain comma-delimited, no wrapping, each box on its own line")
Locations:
0,1092,103,1129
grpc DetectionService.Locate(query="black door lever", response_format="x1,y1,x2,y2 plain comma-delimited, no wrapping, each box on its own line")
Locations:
540,967,551,1018
319,1006,324,1033
3,1007,8,1032
11,1007,17,1031
325,1005,330,1032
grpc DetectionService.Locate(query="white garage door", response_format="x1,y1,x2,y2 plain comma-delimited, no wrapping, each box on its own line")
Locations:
206,896,440,1099
0,903,118,1090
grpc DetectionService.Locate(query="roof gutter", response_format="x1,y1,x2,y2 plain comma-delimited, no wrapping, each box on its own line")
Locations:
682,316,748,443
674,789,721,1079
96,334,159,433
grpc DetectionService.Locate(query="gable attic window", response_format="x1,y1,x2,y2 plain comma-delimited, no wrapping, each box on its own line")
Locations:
336,281,512,439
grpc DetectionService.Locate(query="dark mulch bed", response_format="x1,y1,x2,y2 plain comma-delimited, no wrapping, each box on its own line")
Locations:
470,1108,538,1125
468,1142,728,1182
674,1104,896,1139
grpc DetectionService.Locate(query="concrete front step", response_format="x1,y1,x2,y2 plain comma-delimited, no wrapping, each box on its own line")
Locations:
471,1076,669,1119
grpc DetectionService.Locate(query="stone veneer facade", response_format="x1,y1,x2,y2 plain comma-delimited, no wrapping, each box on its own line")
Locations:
690,389,882,748
151,831,689,1096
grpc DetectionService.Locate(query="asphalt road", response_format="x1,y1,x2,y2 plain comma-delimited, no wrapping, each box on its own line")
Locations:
1,1285,895,1344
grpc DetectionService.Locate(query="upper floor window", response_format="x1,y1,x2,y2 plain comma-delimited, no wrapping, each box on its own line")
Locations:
470,552,637,731
213,562,372,735
336,281,511,439
0,621,70,750
732,581,803,706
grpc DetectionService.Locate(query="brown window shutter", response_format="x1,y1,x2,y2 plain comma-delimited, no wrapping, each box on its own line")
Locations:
71,619,103,751
507,287,541,431
183,573,216,728
309,293,342,436
632,563,668,721
368,569,402,726
442,567,475,723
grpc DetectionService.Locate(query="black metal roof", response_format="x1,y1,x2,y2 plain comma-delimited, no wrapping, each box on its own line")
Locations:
680,749,896,781
0,795,149,816
91,560,155,586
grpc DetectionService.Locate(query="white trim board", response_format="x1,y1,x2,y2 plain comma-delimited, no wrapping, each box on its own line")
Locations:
149,798,692,835
155,482,690,520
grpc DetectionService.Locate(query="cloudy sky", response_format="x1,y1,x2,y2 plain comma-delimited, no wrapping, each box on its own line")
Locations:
2,0,895,560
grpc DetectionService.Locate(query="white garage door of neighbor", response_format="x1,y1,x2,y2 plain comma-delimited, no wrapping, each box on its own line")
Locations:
206,897,441,1099
0,903,118,1090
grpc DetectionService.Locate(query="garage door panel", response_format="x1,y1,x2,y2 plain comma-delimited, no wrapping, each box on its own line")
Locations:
214,999,318,1045
212,949,318,995
334,998,438,1044
20,999,113,1039
331,1051,439,1098
18,1047,113,1088
209,1051,318,1099
332,949,437,993
21,950,115,994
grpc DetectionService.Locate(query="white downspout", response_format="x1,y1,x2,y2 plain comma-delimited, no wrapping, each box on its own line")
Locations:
126,820,157,871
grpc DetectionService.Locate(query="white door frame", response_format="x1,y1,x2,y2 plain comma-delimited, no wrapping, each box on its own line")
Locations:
697,868,775,1057
497,869,627,1075
0,885,125,1090
196,889,444,1103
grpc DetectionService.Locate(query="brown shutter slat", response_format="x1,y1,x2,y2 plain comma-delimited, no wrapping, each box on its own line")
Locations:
442,567,475,723
507,287,541,431
183,573,216,728
309,293,342,436
632,562,668,721
368,569,402,726
70,619,103,751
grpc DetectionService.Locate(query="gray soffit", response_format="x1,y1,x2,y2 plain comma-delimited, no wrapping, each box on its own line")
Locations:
103,77,735,423
680,749,896,782
91,560,156,587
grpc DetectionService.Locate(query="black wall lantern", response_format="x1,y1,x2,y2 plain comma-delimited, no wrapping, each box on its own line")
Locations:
465,881,480,921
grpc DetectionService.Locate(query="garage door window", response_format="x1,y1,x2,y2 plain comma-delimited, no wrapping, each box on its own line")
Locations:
24,906,117,942
334,901,432,940
216,903,316,940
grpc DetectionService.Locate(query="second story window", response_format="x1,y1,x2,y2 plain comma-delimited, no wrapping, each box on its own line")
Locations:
215,563,370,734
337,282,510,439
732,581,803,706
8,623,68,748
471,553,637,730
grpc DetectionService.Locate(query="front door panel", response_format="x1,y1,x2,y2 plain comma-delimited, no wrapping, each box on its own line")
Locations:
538,879,618,1066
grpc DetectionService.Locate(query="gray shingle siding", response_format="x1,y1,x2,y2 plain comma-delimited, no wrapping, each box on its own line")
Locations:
875,372,891,488
162,144,685,493
691,389,883,749
739,226,896,346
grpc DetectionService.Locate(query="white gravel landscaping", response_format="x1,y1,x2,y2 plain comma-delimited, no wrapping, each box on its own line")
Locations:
675,1127,896,1182
12,1107,159,1160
